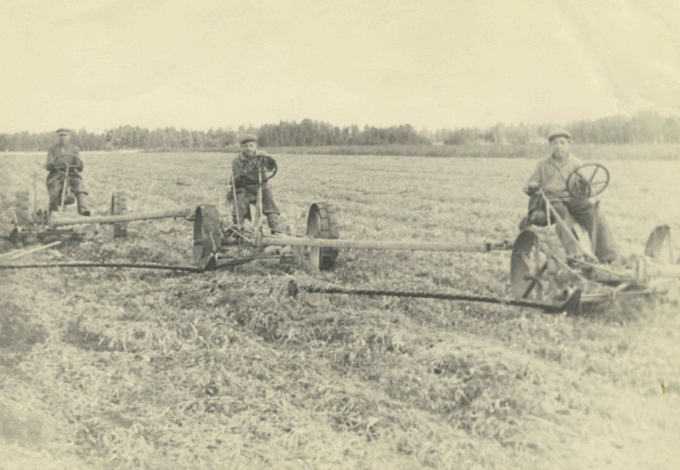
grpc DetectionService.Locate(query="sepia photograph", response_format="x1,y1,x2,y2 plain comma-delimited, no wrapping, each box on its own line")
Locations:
1,0,679,468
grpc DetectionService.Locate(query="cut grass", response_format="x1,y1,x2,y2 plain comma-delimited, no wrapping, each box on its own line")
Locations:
189,143,680,160
1,151,679,469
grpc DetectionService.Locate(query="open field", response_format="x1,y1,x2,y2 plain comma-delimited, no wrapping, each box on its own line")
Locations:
1,151,680,469
195,143,680,160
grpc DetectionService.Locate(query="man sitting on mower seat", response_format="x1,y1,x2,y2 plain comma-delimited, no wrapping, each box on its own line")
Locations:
227,134,281,233
45,128,90,216
522,129,618,263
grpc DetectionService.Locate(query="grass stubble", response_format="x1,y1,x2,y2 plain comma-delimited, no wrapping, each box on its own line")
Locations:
0,151,679,469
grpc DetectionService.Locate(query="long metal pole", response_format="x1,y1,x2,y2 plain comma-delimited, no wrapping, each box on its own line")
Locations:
230,173,240,226
261,236,511,252
49,208,191,227
0,241,61,263
32,172,38,220
257,168,264,227
539,188,586,258
0,262,201,272
288,280,577,313
59,165,70,212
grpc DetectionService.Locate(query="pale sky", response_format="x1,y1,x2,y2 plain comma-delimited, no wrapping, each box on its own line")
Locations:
1,0,679,133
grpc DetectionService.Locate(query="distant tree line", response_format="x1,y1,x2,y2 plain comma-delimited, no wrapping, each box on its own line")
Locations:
258,120,428,146
1,111,679,151
0,126,241,152
434,111,680,145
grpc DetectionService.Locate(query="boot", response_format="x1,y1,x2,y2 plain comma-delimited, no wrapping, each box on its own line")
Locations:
266,213,281,234
76,193,91,216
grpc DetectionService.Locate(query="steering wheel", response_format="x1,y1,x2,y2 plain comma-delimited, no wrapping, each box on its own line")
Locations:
566,163,610,199
241,154,278,184
53,154,84,174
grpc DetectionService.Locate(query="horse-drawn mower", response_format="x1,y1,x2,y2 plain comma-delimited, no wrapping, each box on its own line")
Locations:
193,157,679,314
191,154,508,261
508,163,680,312
192,155,512,270
3,154,678,315
6,153,191,248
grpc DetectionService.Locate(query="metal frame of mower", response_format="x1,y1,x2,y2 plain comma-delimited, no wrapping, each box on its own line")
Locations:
6,154,677,315
194,159,679,314
192,154,342,271
51,154,82,212
7,164,191,247
509,163,680,312
7,190,191,246
193,154,514,269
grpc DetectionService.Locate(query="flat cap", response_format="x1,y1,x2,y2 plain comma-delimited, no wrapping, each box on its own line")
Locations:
238,134,258,145
548,129,572,142
56,128,72,135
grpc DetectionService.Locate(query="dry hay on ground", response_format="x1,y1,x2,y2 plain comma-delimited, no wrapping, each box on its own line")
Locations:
1,151,679,469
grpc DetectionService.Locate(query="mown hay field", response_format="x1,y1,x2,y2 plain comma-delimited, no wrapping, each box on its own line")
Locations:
1,151,680,470
253,143,680,160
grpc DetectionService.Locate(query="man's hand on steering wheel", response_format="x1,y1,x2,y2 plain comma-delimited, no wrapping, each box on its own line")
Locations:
51,154,84,174
524,181,540,196
242,154,278,184
232,175,246,189
262,155,276,171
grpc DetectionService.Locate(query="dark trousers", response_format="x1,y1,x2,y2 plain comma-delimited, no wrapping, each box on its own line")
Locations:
228,188,280,229
46,171,87,211
528,194,619,262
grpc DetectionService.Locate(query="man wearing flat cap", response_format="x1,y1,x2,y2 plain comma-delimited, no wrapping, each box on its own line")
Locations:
45,128,90,216
522,129,618,262
227,134,281,233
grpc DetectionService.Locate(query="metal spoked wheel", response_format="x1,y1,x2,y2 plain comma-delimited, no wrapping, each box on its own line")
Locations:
14,190,32,226
511,228,569,302
645,225,677,264
8,190,32,245
193,205,222,269
111,193,128,238
305,203,339,271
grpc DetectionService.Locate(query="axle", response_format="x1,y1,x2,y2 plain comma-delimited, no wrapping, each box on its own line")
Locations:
49,209,192,227
261,236,512,253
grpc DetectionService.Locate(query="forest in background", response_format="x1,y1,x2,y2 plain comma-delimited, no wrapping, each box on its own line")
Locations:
1,111,680,152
